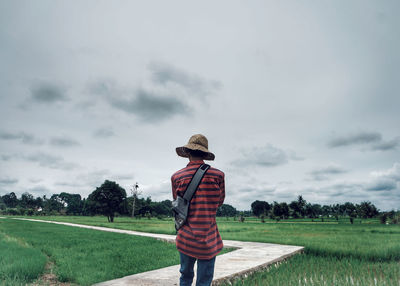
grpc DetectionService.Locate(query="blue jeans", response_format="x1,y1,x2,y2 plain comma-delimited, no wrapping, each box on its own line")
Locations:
179,252,216,286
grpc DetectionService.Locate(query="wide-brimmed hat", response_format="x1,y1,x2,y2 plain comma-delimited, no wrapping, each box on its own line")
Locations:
176,134,215,161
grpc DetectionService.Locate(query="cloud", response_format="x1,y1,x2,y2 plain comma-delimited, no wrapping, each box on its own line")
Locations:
3,152,78,170
328,132,381,147
328,131,399,151
50,136,80,147
148,62,221,97
109,89,189,122
233,144,290,167
366,178,397,191
25,152,78,170
0,131,44,145
27,185,53,197
30,83,68,104
366,162,400,192
93,128,115,138
76,169,110,189
0,178,18,185
309,164,348,181
371,138,400,151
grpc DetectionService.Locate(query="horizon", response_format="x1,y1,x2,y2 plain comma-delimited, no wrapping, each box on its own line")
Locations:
1,1,399,212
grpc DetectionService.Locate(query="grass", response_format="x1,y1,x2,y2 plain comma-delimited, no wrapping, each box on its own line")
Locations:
0,231,47,286
9,215,399,286
0,218,180,285
227,254,400,286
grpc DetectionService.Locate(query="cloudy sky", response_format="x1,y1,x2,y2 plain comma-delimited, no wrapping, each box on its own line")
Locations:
0,1,399,211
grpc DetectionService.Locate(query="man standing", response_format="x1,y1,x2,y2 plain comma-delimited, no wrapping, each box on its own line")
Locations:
171,134,225,286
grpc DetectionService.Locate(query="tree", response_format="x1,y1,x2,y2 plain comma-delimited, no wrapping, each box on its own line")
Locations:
217,204,237,217
20,192,36,209
87,180,127,222
130,182,141,218
297,195,306,217
59,192,83,215
2,192,18,208
357,201,379,218
251,200,271,217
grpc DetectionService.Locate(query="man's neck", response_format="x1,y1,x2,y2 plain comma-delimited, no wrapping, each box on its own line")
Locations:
189,156,204,162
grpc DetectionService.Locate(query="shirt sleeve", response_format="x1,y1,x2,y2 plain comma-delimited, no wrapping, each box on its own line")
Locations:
171,175,177,200
218,172,225,207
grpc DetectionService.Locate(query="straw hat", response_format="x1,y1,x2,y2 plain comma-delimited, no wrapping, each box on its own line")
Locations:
176,134,215,161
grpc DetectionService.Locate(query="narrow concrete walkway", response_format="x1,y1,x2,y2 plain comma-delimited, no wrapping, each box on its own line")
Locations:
13,218,304,285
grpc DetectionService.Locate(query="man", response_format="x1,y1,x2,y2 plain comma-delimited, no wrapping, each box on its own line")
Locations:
171,134,225,286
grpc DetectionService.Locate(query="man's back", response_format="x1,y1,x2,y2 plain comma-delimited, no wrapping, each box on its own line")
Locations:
171,160,225,260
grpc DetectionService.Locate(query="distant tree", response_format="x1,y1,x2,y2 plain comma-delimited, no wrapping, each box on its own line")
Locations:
272,201,284,221
87,180,127,222
152,200,172,216
59,192,83,215
217,204,237,217
357,201,379,218
343,202,356,217
20,192,36,209
43,194,65,213
251,200,271,217
280,202,289,219
297,195,306,217
289,201,301,218
2,192,18,208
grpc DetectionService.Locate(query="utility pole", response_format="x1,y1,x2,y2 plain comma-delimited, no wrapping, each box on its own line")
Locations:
130,182,141,218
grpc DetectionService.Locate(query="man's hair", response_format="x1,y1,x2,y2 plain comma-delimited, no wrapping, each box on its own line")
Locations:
187,149,207,159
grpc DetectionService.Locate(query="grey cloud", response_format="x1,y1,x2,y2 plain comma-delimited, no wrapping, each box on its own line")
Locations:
25,152,77,170
93,128,115,138
309,165,348,181
366,178,397,191
3,152,78,170
28,186,52,196
328,132,382,148
109,89,189,122
77,170,110,188
149,62,221,97
30,83,68,104
371,138,400,151
50,136,80,147
367,163,400,192
0,178,18,185
233,144,289,167
328,132,399,152
0,131,44,145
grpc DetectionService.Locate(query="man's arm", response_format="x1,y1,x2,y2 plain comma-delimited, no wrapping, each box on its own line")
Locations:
218,172,225,207
171,175,177,200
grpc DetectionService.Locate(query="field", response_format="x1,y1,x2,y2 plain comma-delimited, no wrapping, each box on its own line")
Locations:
1,216,399,285
0,218,180,285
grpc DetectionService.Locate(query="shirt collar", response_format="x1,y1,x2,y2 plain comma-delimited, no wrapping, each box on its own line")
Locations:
187,160,205,166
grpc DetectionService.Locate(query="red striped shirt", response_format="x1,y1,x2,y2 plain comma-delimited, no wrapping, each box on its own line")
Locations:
171,160,225,259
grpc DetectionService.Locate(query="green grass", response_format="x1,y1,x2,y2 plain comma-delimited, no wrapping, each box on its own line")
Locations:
0,231,47,286
227,254,400,286
10,215,399,286
0,218,180,285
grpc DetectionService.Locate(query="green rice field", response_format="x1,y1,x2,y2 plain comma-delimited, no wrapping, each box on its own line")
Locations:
2,216,399,285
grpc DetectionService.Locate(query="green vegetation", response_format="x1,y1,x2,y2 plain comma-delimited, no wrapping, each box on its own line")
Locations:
0,218,180,285
0,230,47,286
228,254,400,286
10,215,399,286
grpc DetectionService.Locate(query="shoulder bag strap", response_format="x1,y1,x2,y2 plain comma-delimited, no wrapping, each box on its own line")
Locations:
183,164,210,202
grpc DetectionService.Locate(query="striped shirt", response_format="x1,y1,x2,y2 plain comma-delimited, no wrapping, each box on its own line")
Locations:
171,160,225,260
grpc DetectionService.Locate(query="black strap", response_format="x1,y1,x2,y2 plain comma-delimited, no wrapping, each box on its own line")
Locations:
183,164,210,201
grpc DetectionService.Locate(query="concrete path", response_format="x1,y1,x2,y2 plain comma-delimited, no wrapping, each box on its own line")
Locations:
13,218,304,285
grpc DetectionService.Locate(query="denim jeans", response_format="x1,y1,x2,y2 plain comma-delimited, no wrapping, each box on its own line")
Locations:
179,252,216,286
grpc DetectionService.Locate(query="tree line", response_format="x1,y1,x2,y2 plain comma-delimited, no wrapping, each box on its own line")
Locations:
251,195,384,222
1,180,396,224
